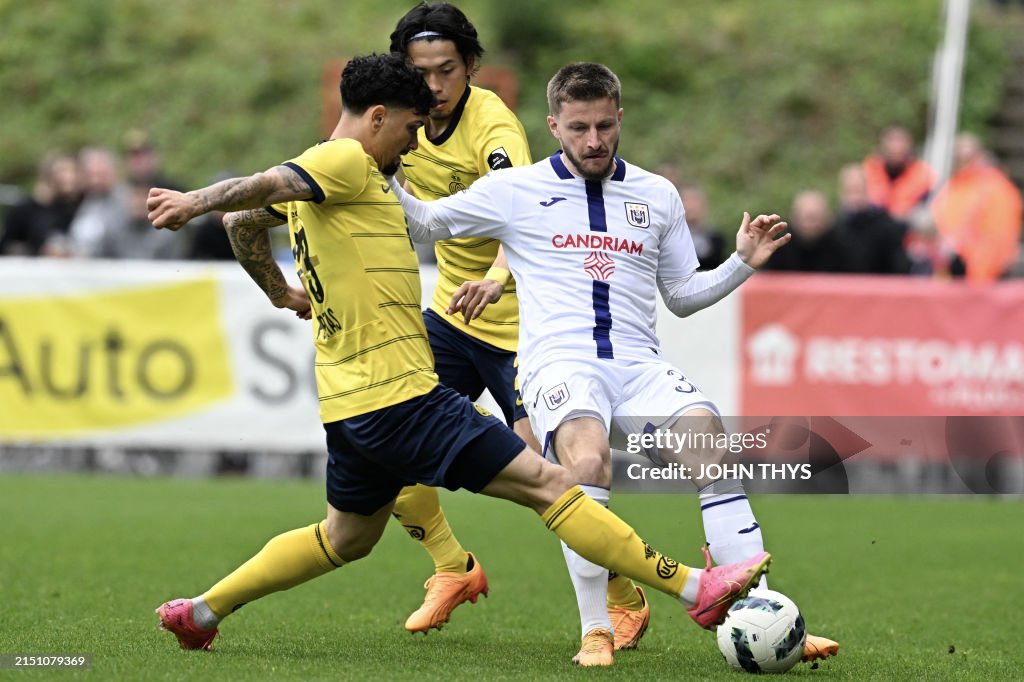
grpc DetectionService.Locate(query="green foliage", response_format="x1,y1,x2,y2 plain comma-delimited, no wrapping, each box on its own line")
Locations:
0,0,1015,229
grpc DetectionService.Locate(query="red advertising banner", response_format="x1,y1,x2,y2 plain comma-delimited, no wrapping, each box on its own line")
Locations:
740,274,1024,416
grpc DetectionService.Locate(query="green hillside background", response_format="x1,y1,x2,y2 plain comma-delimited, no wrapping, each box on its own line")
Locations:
0,0,1015,227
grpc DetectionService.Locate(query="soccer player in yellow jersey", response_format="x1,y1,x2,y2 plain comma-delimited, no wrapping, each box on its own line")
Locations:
146,53,770,660
386,2,553,636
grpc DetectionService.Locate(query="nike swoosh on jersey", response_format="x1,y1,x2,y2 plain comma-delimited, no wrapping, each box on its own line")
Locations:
381,184,391,193
539,197,567,207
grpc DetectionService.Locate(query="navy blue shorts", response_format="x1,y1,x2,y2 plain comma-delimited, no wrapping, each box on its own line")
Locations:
324,384,526,515
423,309,528,426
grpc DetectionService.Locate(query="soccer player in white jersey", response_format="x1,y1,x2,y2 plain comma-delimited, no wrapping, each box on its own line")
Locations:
388,62,839,667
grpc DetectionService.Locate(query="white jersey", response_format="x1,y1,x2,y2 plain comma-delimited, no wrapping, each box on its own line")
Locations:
399,152,700,382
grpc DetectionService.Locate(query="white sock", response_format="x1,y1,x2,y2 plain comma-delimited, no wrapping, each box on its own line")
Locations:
699,480,768,589
678,568,703,606
191,597,220,630
561,484,613,639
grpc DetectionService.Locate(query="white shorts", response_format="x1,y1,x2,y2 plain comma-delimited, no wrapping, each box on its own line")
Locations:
521,357,718,463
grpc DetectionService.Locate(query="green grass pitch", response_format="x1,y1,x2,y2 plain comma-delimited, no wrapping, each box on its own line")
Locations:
1,475,1022,680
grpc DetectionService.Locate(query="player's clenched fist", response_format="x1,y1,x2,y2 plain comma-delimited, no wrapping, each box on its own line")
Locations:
147,188,198,231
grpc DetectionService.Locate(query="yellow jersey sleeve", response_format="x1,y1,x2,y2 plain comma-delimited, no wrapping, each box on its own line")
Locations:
475,113,532,174
266,202,289,221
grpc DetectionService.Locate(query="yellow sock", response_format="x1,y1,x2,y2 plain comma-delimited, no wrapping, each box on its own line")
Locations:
542,486,690,600
203,521,344,619
607,571,646,610
393,484,469,573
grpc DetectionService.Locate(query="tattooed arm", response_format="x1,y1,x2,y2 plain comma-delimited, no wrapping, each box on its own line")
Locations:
148,165,313,231
223,208,312,319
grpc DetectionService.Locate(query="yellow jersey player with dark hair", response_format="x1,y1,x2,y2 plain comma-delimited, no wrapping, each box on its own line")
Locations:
387,1,553,635
147,51,771,661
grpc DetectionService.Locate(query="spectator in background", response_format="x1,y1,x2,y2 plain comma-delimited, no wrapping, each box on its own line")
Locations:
903,206,966,277
764,190,846,273
0,152,82,256
189,171,237,260
656,164,725,270
123,129,182,191
680,185,726,270
833,164,911,274
931,132,1023,282
72,129,189,260
68,146,131,257
862,125,935,221
92,180,187,260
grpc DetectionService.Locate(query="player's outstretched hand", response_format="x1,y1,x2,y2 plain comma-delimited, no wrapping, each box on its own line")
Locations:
447,278,504,324
735,212,790,270
271,285,312,320
148,188,198,231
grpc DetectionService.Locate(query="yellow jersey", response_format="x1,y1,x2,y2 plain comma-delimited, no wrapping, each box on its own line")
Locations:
403,85,531,351
274,139,438,422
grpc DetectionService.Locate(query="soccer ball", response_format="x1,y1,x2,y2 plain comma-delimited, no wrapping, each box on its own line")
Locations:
716,589,806,674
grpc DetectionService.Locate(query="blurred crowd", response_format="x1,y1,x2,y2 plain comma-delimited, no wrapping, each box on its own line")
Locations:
660,126,1023,282
2,125,1022,282
757,126,1023,282
0,129,235,261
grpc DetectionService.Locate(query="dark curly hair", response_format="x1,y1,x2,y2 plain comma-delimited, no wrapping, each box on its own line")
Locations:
340,53,435,115
389,2,484,74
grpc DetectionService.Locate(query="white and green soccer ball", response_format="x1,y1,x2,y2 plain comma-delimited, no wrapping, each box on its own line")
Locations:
716,589,806,674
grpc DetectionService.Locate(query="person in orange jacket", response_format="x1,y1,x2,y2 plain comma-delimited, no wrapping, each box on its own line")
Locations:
863,125,936,220
931,133,1023,282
